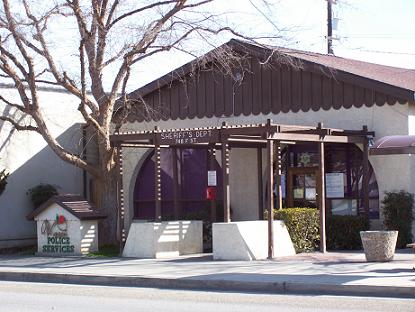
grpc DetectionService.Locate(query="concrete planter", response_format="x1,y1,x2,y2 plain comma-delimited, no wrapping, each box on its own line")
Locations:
360,231,398,262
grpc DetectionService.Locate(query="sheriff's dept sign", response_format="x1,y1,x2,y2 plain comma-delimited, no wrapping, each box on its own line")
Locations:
41,214,75,253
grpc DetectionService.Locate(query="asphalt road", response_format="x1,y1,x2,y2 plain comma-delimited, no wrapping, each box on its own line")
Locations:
0,281,414,312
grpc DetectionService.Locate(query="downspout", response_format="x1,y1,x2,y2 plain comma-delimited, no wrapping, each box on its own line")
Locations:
82,124,88,199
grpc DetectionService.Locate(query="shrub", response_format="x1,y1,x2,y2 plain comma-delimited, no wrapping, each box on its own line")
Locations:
0,169,9,196
273,208,320,253
326,215,369,250
382,190,414,248
27,183,58,208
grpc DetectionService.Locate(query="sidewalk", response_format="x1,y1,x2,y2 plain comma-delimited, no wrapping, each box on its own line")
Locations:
0,250,414,298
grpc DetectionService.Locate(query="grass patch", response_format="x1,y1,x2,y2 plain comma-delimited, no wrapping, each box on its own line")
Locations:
0,245,36,255
86,244,119,257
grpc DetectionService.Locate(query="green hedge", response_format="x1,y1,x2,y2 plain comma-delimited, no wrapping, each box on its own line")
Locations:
383,191,414,248
326,215,369,250
274,208,320,253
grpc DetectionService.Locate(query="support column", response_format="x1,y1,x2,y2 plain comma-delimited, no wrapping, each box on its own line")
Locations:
222,141,230,223
172,148,180,220
362,126,370,218
275,142,282,211
209,144,217,222
221,123,231,223
115,144,125,254
154,128,162,222
318,141,327,253
267,137,274,259
257,148,263,220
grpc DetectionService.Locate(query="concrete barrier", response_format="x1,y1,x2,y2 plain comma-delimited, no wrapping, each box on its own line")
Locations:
212,220,296,260
123,220,203,258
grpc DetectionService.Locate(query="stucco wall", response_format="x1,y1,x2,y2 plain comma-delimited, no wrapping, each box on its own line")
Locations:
120,103,415,234
0,86,84,248
407,105,415,240
229,148,260,221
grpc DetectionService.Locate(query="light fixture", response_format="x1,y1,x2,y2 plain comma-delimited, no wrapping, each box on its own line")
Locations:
368,138,375,147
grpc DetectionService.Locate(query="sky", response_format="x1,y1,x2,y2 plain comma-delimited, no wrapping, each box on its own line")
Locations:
2,0,415,91
130,0,415,89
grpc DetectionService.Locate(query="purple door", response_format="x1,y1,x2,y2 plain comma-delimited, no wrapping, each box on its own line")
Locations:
133,148,222,220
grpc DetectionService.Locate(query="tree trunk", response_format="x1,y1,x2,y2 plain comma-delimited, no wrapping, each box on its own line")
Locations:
93,138,119,247
96,170,119,246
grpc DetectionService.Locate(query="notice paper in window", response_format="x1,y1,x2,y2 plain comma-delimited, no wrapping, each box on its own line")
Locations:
325,172,345,198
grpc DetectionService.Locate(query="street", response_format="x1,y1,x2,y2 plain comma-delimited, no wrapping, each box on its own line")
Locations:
0,281,413,312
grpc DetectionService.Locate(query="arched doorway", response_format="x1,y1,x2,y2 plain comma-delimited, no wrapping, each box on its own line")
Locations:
133,148,223,220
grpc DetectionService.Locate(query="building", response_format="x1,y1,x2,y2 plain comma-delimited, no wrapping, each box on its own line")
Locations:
115,39,415,241
0,85,85,249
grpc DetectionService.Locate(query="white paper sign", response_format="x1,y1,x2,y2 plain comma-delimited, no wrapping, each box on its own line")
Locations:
325,172,345,198
281,174,286,199
207,170,217,186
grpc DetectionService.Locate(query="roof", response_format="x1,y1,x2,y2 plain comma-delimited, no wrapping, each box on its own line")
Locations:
26,194,107,221
116,39,415,123
253,42,415,93
129,39,415,101
370,135,415,155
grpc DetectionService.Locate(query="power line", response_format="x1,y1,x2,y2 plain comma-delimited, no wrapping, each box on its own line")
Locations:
347,48,415,56
341,35,415,39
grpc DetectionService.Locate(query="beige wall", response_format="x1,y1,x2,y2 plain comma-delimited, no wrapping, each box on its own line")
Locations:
0,86,84,248
120,103,415,234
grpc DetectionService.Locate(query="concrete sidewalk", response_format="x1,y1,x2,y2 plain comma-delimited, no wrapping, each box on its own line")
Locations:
0,250,414,298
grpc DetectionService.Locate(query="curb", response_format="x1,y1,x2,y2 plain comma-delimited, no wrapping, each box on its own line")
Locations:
0,271,414,298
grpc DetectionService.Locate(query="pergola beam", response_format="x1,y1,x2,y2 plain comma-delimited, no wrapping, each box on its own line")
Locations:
318,141,327,253
266,136,274,259
268,133,367,144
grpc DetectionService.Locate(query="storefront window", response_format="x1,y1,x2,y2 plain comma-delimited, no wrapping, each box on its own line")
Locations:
281,143,379,219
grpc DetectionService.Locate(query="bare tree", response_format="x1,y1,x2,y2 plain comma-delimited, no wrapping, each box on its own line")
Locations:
0,0,283,243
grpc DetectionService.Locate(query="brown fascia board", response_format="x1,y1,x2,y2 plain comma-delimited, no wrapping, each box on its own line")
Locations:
298,60,414,102
118,39,415,111
234,40,415,102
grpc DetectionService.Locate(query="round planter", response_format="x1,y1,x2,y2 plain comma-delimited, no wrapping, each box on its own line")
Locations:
360,231,398,262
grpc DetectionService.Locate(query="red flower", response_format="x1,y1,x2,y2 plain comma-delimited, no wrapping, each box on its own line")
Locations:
58,215,65,224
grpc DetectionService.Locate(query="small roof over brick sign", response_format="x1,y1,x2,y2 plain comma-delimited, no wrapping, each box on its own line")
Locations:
27,195,107,221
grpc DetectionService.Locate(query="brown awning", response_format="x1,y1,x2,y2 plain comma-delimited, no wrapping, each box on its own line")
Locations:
370,135,415,155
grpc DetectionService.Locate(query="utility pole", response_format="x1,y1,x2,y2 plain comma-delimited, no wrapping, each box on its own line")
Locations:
327,0,334,55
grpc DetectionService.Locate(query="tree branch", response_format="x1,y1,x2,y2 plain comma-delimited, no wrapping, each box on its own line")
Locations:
107,0,177,29
0,115,38,132
0,95,27,112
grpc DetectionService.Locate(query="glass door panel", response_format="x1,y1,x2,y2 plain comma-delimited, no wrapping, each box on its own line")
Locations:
287,168,319,208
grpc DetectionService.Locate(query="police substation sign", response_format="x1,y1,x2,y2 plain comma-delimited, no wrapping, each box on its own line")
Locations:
40,214,75,253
